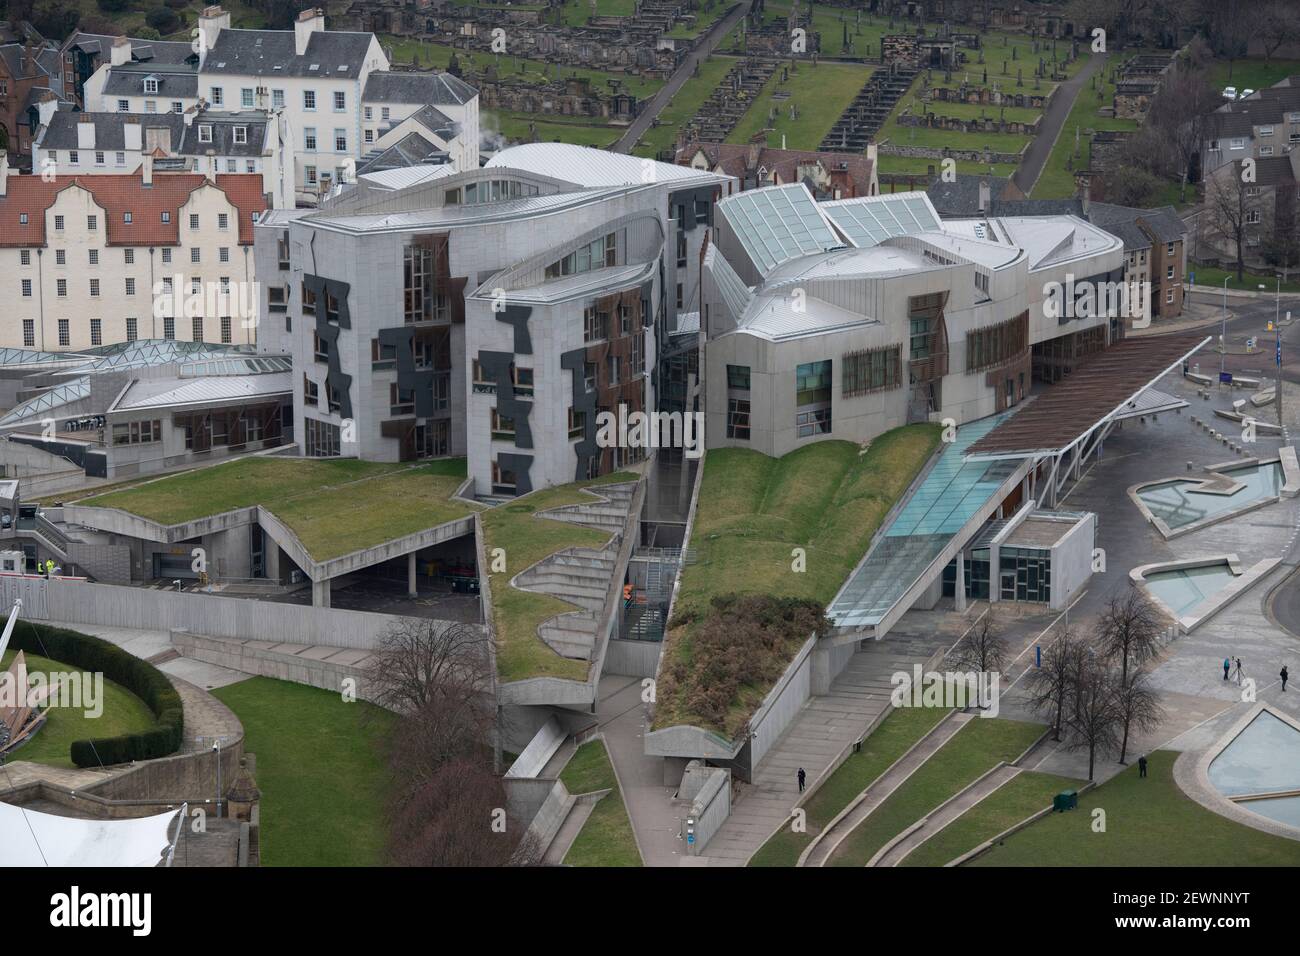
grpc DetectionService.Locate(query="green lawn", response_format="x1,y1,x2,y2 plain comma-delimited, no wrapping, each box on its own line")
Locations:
727,62,874,151
558,739,642,866
827,717,1045,866
79,457,478,562
0,650,156,769
1188,264,1300,293
1209,59,1300,96
482,473,636,684
665,0,729,39
749,704,949,866
877,155,1019,183
66,0,268,36
489,111,621,149
655,426,942,734
634,55,736,159
379,37,662,98
900,769,1082,867
211,677,395,867
971,751,1300,867
557,0,636,27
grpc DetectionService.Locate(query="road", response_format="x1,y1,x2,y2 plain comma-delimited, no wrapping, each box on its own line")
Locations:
611,1,751,155
1012,51,1108,196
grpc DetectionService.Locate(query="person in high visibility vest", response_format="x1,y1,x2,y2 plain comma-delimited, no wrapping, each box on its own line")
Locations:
44,558,55,578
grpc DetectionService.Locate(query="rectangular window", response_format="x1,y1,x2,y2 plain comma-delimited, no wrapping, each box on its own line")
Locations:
126,317,137,342
568,407,586,439
192,316,204,342
54,215,64,231
21,278,31,297
726,364,751,390
795,360,832,438
163,317,175,340
191,247,201,264
125,248,134,265
87,215,97,230
304,90,316,110
20,250,30,266
210,88,224,106
727,398,751,440
56,249,66,266
90,318,102,346
57,278,67,297
241,88,254,108
88,249,99,266
334,129,347,152
304,128,317,151
161,248,171,263
58,319,69,347
583,305,607,343
23,320,34,347
199,124,213,143
273,89,285,109
189,214,199,230
89,278,99,297
333,91,346,111
490,408,515,440
218,213,229,230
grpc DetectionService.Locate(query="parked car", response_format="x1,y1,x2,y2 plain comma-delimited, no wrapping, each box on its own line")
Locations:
1223,86,1238,99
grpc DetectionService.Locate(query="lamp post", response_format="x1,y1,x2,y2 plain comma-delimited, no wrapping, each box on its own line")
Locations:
1277,276,1284,429
1221,276,1230,377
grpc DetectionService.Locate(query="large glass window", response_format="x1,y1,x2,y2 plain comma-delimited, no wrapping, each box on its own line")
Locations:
795,360,831,406
842,347,900,396
727,398,751,440
999,547,1051,603
727,364,751,390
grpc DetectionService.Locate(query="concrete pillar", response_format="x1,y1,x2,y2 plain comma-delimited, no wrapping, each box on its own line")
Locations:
408,551,418,597
312,577,330,608
954,549,967,612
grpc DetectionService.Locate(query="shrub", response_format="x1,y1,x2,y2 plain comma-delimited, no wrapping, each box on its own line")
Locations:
659,595,830,737
145,6,181,34
4,619,184,767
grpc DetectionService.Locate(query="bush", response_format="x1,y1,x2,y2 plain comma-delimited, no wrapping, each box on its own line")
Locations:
145,6,181,34
96,0,132,11
4,619,184,767
660,595,830,737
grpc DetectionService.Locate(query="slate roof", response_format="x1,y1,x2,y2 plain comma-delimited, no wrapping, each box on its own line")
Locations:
37,112,186,151
202,28,374,78
989,197,1084,217
362,70,476,105
0,172,267,247
357,132,450,175
103,66,199,99
926,173,1019,217
679,141,875,197
63,32,196,66
177,112,269,158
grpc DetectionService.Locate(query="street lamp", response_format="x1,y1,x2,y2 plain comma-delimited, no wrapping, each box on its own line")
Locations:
1221,276,1230,376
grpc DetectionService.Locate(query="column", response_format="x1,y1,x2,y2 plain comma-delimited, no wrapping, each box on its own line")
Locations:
312,577,330,608
408,551,418,597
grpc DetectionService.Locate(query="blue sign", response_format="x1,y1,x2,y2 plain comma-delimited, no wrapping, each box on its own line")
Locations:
1279,343,1284,367
687,833,695,845
1220,371,1234,384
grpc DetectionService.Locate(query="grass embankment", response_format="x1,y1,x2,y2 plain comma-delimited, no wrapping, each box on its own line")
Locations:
79,457,477,562
749,704,949,866
1189,264,1300,294
0,650,156,769
727,62,874,151
971,751,1300,867
901,769,1082,866
482,473,636,684
211,677,395,867
634,55,735,158
826,717,1044,866
654,426,942,736
558,739,642,866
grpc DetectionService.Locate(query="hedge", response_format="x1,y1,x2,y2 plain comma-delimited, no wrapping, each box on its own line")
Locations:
3,618,184,767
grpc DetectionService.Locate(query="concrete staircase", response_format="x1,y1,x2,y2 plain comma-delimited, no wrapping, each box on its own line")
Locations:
516,481,637,662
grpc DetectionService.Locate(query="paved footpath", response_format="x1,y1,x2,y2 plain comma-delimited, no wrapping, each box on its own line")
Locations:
1012,51,1108,196
699,632,950,866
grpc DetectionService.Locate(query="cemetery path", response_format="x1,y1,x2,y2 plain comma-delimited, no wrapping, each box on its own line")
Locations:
613,1,752,154
1013,50,1109,196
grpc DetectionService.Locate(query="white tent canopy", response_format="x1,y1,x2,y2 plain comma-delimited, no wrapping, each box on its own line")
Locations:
0,800,183,867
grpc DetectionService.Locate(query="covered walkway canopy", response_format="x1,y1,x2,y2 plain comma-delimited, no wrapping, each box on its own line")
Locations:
966,332,1210,505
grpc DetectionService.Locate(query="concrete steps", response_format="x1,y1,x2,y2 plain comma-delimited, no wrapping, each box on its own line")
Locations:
540,611,602,659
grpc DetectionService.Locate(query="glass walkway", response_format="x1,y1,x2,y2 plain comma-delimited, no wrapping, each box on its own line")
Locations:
827,414,1021,629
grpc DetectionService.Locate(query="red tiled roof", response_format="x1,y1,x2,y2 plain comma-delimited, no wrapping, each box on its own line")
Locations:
0,171,267,247
676,141,875,196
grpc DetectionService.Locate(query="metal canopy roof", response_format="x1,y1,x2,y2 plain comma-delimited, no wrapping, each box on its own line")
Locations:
965,333,1210,459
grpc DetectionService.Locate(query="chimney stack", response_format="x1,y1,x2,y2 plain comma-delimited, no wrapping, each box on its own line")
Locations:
978,177,991,214
77,116,96,151
295,7,325,56
110,35,131,67
0,155,9,198
123,116,142,153
142,151,154,186
197,6,230,61
205,149,217,182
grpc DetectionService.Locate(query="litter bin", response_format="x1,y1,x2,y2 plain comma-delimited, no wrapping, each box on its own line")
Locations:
1053,790,1078,812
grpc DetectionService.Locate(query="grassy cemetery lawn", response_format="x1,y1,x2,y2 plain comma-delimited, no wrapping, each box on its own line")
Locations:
211,677,395,867
558,739,642,866
971,751,1300,867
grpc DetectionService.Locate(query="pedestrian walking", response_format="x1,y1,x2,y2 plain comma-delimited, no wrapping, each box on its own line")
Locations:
1281,665,1289,692
1138,755,1148,779
797,767,806,794
1223,657,1231,680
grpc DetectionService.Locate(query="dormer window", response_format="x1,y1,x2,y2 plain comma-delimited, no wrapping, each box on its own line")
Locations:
233,126,247,144
144,76,159,94
198,124,212,143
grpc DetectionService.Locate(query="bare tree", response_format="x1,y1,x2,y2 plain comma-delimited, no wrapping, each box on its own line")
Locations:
1096,590,1164,686
1258,0,1300,62
1205,165,1266,282
946,611,1009,711
1063,649,1122,780
1025,625,1086,741
363,619,493,717
1146,59,1220,201
1113,667,1165,765
388,755,534,866
1198,0,1262,81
